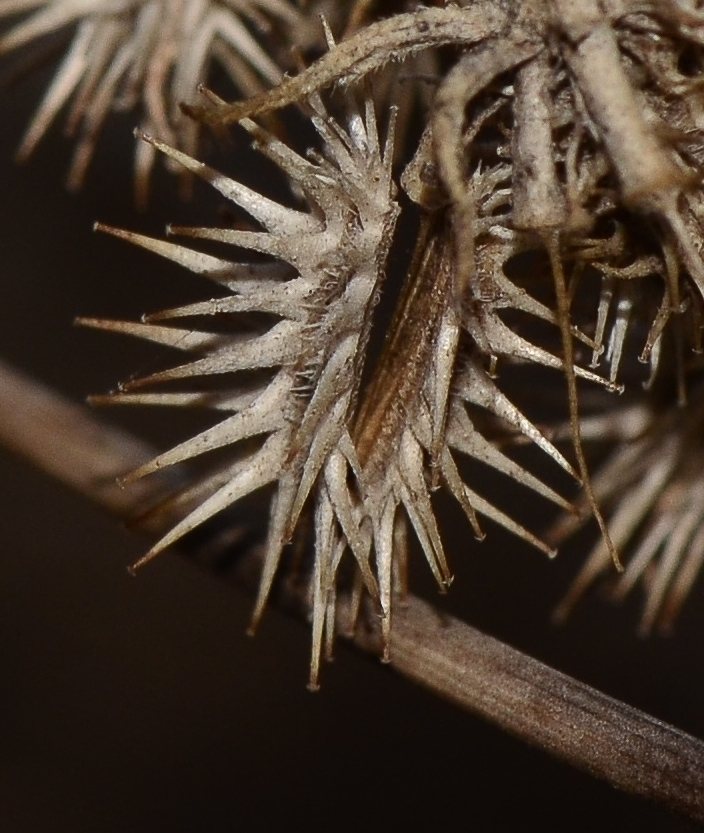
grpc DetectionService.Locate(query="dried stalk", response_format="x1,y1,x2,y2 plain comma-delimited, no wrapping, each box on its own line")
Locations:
367,597,704,825
1,356,703,824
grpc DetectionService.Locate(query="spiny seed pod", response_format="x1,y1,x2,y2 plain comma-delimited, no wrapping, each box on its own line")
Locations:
76,0,704,678
80,82,586,686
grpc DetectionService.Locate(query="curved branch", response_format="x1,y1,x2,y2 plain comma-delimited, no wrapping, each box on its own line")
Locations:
183,5,509,125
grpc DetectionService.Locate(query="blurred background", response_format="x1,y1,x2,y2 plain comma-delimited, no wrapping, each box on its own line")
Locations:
1,47,704,833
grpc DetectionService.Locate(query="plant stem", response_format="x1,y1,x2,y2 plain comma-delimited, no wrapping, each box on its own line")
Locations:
368,597,704,823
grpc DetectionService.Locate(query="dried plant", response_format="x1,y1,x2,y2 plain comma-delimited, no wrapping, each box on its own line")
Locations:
57,0,704,675
548,383,704,634
4,0,704,823
0,0,306,201
186,1,702,556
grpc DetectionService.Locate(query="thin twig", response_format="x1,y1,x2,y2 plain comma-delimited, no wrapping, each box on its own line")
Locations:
1,357,703,824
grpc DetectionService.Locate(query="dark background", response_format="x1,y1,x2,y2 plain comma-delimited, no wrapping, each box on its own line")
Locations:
1,57,703,833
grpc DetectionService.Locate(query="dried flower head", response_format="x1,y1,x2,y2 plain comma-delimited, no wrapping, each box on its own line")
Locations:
80,74,584,685
75,0,704,677
0,0,305,200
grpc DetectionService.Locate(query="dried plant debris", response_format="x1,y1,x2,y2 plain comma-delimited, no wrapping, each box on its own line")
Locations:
208,1,704,579
184,1,704,563
0,0,306,201
549,386,704,633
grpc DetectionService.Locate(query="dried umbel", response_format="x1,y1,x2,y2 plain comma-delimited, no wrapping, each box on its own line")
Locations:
0,0,305,201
